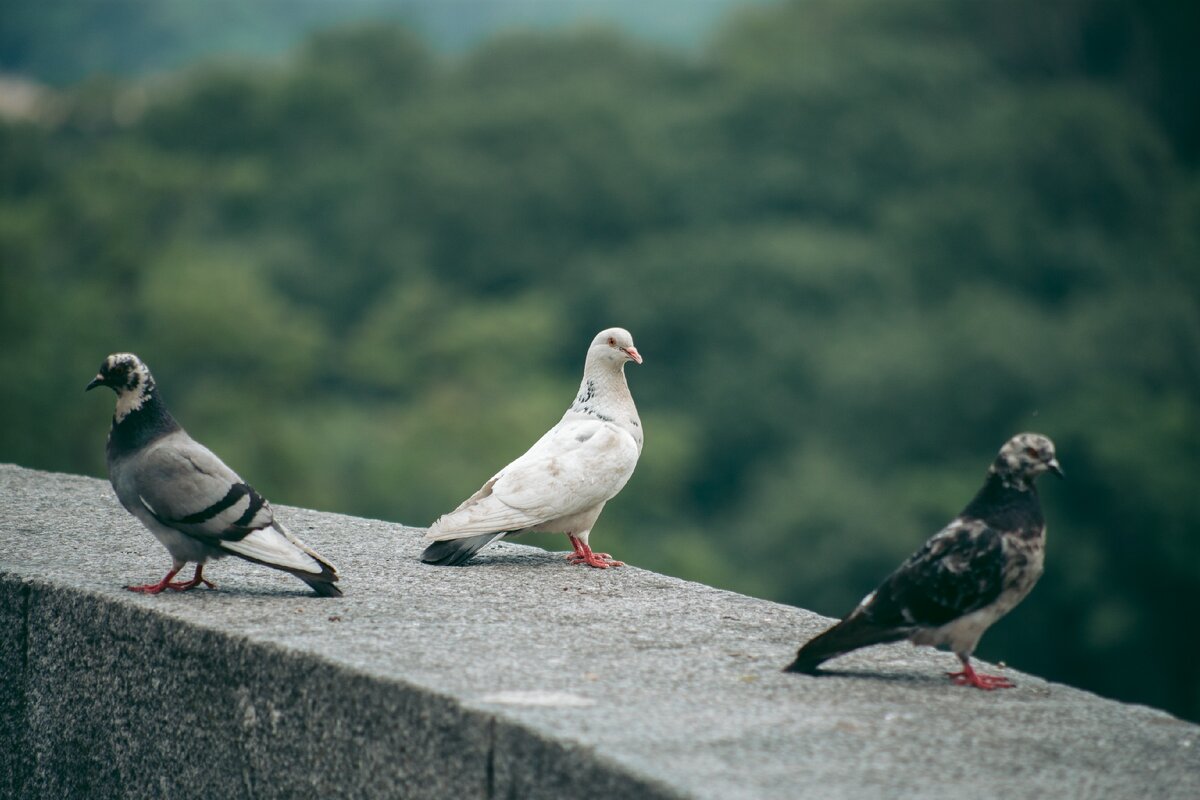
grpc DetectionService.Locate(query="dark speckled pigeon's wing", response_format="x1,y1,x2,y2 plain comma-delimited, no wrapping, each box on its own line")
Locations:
866,518,1006,628
785,518,1006,674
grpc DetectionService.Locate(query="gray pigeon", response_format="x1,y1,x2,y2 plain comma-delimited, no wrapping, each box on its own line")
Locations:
786,433,1062,689
87,353,341,597
422,327,643,568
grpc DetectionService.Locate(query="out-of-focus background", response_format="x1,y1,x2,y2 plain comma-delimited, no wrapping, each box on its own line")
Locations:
1,0,1197,721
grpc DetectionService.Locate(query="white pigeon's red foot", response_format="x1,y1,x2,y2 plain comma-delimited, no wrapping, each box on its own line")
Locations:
567,551,625,568
946,660,1014,690
567,536,625,568
166,565,215,591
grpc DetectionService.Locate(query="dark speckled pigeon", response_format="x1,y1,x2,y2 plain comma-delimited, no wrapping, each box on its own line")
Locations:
87,353,341,597
421,328,643,569
786,433,1062,689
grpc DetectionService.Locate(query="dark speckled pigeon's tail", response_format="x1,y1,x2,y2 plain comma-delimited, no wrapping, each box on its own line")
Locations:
785,614,909,674
420,533,504,566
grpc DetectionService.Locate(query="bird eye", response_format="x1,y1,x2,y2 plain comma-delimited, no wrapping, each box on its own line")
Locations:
608,337,616,346
1025,447,1039,459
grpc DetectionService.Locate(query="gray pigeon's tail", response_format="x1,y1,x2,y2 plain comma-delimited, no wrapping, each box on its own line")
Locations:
222,521,342,597
785,614,909,674
297,569,342,597
421,533,504,566
228,549,342,596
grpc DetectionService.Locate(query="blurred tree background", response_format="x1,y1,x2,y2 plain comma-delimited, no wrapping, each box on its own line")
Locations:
1,0,1198,721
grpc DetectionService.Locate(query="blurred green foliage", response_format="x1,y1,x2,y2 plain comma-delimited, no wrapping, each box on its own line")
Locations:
1,0,1198,721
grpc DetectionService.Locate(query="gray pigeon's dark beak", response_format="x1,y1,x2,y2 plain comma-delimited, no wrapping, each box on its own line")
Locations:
1048,458,1064,479
85,375,104,392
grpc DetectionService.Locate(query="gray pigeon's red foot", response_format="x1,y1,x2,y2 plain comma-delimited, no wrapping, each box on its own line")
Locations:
167,565,215,591
947,661,1014,690
126,567,182,594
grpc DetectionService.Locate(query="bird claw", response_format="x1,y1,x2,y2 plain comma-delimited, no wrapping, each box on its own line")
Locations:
166,577,215,591
565,552,625,569
946,669,1014,690
125,582,169,594
126,566,214,594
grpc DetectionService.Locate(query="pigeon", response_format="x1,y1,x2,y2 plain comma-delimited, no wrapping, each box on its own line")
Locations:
86,353,341,597
785,432,1062,689
422,327,644,568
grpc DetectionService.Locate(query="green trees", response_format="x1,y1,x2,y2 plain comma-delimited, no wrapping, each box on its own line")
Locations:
1,1,1197,719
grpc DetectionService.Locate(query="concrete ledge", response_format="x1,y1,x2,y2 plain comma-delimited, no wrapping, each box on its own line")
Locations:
1,463,1197,799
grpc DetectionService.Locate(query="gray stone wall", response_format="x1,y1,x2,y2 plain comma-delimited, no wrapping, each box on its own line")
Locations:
1,464,1196,799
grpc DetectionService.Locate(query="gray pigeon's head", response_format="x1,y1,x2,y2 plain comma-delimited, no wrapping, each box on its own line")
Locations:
992,432,1063,487
588,327,642,368
87,353,156,420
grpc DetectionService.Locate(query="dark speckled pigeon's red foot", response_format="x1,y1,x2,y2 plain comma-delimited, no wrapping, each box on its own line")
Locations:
947,659,1014,690
566,535,624,569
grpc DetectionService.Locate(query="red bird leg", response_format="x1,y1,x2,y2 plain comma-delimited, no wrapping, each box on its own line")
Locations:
567,535,589,560
565,536,624,569
946,656,1015,690
167,564,215,591
125,567,182,595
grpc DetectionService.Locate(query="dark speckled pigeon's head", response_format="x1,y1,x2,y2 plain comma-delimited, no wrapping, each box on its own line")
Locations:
992,432,1063,487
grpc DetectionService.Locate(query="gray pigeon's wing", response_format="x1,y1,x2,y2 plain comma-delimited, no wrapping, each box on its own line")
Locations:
128,431,273,543
864,518,1006,628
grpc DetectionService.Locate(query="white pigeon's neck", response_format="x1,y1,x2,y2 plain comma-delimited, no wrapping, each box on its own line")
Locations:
571,361,631,411
566,358,641,449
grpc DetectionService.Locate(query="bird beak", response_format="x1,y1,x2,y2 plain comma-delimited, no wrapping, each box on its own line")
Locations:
1047,458,1064,479
85,375,105,392
622,346,643,365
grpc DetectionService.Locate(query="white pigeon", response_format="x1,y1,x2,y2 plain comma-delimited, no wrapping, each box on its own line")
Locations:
87,353,341,596
422,327,644,568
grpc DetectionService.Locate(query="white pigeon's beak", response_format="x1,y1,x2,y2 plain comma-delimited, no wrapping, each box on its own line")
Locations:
1047,457,1064,479
621,346,643,365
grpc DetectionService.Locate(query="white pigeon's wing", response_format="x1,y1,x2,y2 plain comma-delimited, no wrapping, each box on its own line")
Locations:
127,431,275,542
427,419,639,539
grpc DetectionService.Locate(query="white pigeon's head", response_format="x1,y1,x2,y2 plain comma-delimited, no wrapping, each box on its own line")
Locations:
588,327,642,367
992,432,1063,486
87,353,156,420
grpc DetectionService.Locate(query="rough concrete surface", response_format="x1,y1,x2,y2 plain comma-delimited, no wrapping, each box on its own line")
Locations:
0,462,1196,799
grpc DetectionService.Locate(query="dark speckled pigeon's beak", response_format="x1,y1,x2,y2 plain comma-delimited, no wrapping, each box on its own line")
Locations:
622,346,643,365
85,374,104,392
1048,457,1064,478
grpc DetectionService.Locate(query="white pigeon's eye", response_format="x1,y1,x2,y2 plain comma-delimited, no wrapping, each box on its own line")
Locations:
1025,447,1039,459
607,337,616,346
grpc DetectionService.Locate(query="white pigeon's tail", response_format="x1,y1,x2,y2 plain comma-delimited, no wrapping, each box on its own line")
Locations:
420,532,505,566
220,521,342,597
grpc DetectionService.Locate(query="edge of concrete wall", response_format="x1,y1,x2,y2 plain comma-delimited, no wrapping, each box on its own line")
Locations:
2,463,1197,799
